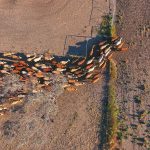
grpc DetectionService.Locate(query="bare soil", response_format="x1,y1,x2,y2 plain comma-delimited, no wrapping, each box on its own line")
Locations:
115,0,150,149
0,0,149,150
0,0,109,55
0,0,109,150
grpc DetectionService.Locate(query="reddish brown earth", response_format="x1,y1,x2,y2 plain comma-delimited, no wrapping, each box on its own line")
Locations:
0,0,109,150
0,0,109,55
0,0,149,150
115,0,150,149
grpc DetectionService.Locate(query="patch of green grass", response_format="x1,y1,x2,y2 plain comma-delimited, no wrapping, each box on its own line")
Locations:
134,95,141,104
98,15,117,37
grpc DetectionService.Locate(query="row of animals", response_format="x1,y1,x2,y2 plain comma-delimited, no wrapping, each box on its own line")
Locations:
0,36,126,91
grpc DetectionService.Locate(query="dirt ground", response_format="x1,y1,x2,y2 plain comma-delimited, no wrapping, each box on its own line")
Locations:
0,0,109,150
0,0,149,150
115,0,150,149
0,0,109,55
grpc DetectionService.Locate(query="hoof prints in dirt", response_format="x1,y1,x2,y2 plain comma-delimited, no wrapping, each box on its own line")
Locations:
3,120,20,138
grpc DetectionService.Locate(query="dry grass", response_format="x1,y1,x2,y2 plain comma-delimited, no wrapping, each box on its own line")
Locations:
111,24,117,38
107,60,119,149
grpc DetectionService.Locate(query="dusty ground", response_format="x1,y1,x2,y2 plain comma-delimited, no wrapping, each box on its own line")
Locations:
0,74,104,150
115,0,150,149
0,0,109,150
0,0,149,150
0,0,109,55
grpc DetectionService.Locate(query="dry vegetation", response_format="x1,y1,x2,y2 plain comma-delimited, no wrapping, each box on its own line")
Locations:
107,60,119,149
98,15,120,149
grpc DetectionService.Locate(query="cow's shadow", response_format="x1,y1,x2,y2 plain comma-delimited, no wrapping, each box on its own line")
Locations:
65,35,109,57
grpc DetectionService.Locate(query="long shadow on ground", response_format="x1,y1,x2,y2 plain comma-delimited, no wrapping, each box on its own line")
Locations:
65,35,108,57
98,64,110,150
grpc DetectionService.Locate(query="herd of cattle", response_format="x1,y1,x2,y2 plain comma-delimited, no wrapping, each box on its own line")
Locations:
0,36,126,91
